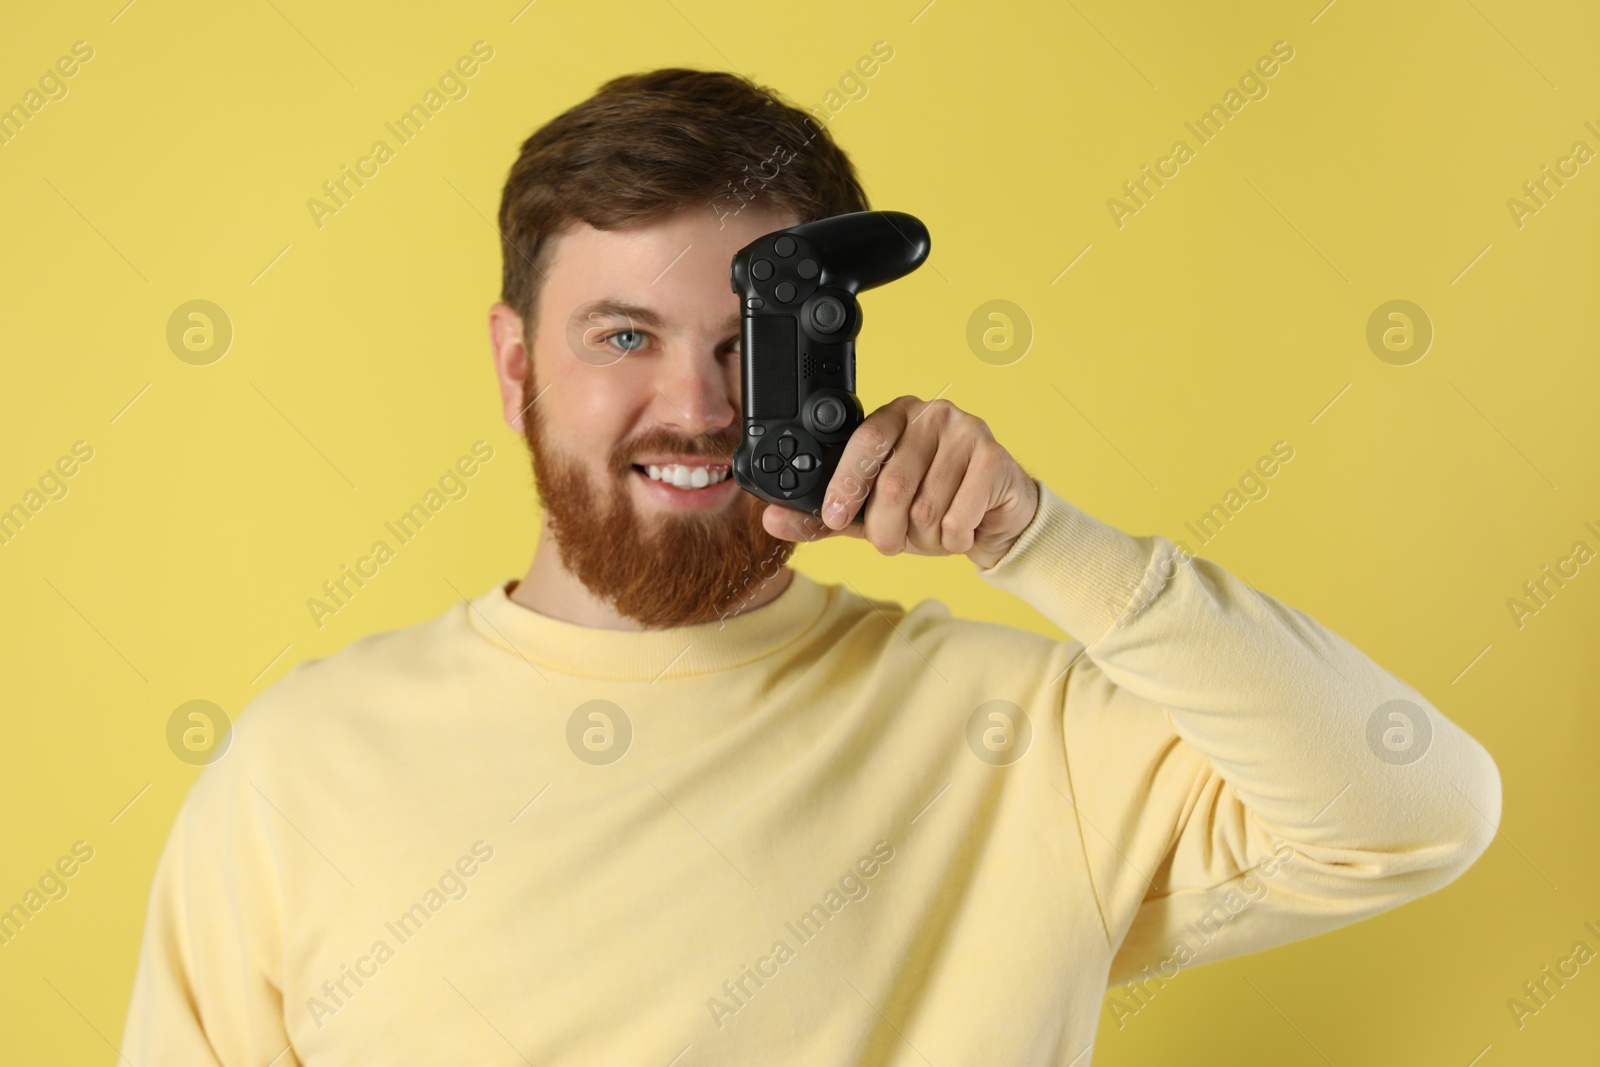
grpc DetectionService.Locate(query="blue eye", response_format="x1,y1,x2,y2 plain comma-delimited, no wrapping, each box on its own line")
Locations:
607,329,648,352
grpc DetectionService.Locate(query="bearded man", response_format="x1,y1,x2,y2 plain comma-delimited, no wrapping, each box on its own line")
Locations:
122,67,1500,1067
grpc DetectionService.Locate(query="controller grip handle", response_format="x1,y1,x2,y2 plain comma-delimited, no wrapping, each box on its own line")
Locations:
788,211,930,294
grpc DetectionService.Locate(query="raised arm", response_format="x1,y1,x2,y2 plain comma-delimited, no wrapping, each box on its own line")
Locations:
975,479,1501,986
764,394,1501,987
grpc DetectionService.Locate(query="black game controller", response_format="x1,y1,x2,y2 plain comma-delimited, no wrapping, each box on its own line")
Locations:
730,210,930,524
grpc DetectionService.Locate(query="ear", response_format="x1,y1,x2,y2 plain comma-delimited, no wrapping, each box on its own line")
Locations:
488,302,533,432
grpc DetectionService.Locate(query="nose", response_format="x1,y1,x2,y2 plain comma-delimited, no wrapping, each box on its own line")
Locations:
651,340,738,443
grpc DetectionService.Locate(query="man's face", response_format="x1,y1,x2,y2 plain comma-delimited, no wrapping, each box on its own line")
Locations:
492,204,803,628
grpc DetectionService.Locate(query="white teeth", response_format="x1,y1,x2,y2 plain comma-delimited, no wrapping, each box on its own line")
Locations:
642,464,729,489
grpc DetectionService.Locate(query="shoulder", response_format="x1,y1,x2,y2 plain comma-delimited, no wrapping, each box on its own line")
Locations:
824,579,1072,672
188,598,477,801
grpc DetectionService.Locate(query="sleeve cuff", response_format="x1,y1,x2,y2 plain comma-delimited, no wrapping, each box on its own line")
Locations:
975,479,1161,646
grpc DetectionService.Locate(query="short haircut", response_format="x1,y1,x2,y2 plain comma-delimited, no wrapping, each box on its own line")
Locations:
496,67,871,332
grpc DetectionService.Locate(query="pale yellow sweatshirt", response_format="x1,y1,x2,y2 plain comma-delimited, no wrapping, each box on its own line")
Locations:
122,480,1500,1065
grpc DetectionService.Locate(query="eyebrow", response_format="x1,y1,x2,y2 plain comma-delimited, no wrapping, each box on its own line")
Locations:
572,299,740,334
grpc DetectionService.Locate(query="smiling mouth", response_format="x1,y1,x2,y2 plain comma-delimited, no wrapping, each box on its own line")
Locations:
631,463,734,490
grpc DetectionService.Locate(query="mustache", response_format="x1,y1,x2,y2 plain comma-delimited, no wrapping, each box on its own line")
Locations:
615,430,741,468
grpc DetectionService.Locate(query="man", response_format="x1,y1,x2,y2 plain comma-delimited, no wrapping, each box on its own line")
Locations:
123,68,1500,1065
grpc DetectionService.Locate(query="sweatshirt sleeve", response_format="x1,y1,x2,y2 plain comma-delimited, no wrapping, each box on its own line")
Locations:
976,479,1502,987
121,747,300,1066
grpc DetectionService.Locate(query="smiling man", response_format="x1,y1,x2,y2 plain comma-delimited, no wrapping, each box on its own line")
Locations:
123,68,1502,1065
492,201,802,630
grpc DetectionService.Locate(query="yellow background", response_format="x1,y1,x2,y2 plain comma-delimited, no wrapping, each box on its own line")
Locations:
2,0,1596,1063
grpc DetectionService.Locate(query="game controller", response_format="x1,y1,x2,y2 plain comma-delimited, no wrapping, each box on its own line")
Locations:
730,210,931,524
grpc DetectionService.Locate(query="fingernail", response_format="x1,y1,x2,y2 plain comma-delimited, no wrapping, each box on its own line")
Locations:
824,499,845,527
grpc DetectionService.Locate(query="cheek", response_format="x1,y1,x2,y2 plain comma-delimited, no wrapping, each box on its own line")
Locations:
560,366,645,467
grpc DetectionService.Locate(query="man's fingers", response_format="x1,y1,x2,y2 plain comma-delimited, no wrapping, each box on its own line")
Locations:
906,432,975,554
860,403,942,555
821,397,912,529
760,394,1033,563
762,503,863,543
943,444,1002,555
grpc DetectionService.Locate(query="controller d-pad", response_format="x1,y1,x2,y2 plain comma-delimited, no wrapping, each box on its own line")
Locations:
751,427,824,498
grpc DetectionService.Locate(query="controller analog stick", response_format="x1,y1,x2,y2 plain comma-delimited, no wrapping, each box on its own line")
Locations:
808,295,847,334
809,394,848,434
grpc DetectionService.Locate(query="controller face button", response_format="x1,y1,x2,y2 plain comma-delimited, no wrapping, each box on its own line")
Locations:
809,295,847,333
792,453,817,472
774,281,796,303
777,435,796,458
752,259,774,280
779,467,798,490
773,236,796,257
757,453,783,473
797,258,819,279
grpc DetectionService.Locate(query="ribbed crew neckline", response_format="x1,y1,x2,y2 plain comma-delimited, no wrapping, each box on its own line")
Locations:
461,568,835,680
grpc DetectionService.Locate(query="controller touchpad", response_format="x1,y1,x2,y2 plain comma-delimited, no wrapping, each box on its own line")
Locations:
749,315,797,419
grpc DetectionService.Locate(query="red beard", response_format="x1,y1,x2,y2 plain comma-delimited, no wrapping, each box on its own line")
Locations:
519,366,795,628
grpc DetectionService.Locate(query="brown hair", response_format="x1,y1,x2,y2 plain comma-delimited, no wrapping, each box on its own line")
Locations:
496,67,870,332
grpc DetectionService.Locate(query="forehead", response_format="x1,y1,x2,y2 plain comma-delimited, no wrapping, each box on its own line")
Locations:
540,205,801,327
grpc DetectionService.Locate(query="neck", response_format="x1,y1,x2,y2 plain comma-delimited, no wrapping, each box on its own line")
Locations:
509,532,795,631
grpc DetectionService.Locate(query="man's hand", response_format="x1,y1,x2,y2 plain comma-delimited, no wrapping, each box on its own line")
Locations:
761,395,1040,570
